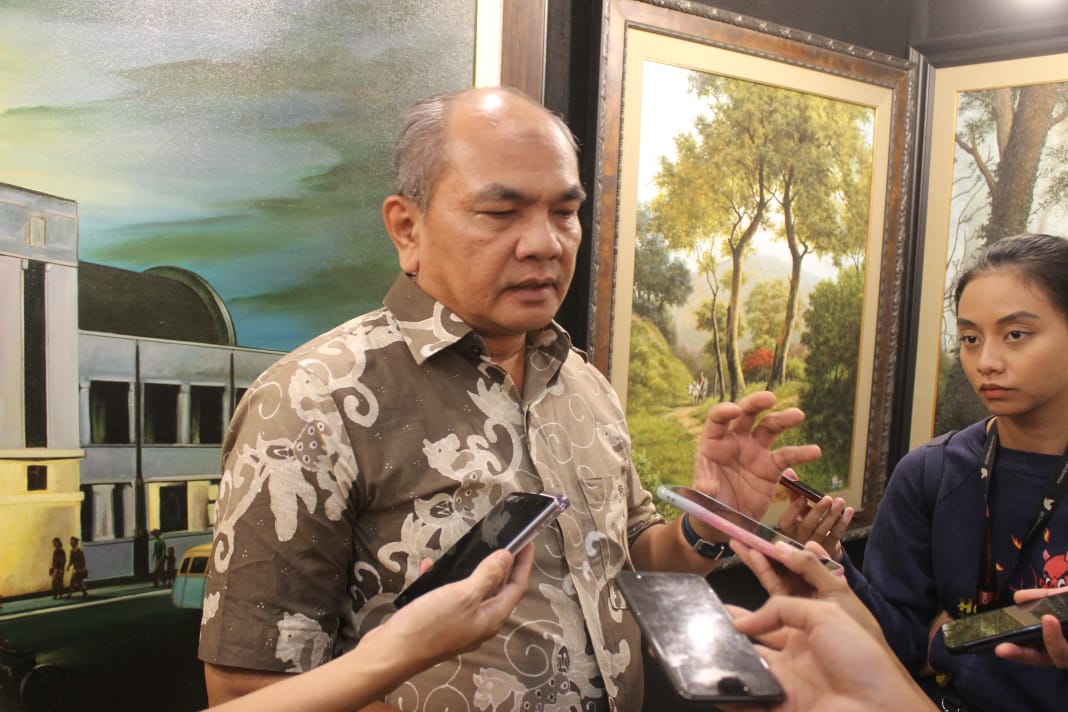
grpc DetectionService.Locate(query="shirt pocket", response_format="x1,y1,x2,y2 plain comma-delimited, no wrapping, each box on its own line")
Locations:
573,473,631,610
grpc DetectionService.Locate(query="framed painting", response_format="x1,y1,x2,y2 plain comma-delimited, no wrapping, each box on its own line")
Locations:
0,1,515,709
588,0,916,518
908,50,1068,448
0,1,495,354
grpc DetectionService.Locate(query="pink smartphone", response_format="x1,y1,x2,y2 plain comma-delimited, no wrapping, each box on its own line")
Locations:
657,484,843,574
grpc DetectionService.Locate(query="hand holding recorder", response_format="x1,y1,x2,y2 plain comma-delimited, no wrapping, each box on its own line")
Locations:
776,469,853,561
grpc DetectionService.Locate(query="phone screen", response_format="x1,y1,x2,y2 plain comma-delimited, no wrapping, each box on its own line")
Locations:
943,591,1068,653
393,491,568,608
657,484,843,574
615,571,784,703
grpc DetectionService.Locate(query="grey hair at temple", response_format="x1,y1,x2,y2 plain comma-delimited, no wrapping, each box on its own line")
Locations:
393,86,579,211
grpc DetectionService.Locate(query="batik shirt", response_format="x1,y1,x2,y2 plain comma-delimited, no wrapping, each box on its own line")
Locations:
198,274,663,711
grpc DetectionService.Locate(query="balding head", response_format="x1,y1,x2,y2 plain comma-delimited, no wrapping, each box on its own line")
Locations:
393,87,578,211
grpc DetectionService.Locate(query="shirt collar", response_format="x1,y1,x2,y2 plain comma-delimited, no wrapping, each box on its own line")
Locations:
383,273,574,367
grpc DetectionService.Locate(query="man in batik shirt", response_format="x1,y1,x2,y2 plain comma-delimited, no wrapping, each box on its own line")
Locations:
199,87,821,710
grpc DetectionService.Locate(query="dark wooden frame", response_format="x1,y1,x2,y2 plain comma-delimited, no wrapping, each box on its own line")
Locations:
905,32,1068,450
587,0,918,514
500,0,548,100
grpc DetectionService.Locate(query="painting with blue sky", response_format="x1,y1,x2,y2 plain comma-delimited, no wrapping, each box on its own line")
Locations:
0,0,477,350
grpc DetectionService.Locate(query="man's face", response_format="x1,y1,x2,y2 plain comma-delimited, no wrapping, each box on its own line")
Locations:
401,96,584,343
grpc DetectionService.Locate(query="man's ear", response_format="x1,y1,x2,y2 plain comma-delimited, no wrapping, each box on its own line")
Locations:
382,194,421,273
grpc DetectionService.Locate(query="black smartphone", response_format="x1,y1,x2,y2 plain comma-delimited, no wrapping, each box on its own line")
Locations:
778,474,825,503
942,591,1068,654
615,571,785,704
657,485,844,574
393,491,569,608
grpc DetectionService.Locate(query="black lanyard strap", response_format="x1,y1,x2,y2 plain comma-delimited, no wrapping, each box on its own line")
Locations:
976,419,1068,608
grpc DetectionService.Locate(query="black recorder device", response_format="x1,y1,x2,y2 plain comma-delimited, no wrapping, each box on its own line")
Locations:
393,491,569,608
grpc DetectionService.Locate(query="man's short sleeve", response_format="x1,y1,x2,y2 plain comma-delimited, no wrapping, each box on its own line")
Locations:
198,359,359,673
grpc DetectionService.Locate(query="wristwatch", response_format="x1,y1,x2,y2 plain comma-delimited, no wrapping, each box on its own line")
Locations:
681,513,730,559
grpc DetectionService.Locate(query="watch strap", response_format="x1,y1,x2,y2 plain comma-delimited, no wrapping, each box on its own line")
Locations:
681,513,730,559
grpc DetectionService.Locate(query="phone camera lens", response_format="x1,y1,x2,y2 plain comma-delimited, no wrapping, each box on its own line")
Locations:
717,675,750,696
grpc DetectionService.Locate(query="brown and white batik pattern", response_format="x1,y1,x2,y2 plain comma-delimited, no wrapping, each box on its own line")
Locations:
198,274,662,711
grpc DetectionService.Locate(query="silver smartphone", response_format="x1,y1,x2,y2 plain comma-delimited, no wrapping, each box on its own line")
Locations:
615,570,785,703
393,491,569,608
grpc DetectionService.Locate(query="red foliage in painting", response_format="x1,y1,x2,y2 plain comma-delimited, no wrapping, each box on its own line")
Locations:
742,347,774,377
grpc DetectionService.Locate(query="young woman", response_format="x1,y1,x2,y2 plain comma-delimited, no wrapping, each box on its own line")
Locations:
841,234,1068,711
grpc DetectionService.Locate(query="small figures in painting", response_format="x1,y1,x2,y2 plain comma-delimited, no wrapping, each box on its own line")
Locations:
151,529,167,588
164,547,177,587
66,536,89,598
48,538,65,600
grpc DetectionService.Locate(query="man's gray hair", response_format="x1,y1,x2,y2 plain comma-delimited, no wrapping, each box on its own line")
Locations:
394,87,579,210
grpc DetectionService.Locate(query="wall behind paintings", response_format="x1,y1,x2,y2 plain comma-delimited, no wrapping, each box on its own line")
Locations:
912,0,1068,61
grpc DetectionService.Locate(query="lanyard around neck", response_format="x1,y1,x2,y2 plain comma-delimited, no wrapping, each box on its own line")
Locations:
976,419,1068,608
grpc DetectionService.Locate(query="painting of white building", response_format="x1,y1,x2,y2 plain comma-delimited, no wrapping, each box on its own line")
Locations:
1,182,279,597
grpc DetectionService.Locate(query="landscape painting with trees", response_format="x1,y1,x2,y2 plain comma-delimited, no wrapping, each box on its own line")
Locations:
932,73,1068,435
621,57,878,512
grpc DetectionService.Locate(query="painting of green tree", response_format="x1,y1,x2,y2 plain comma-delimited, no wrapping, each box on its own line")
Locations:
934,80,1068,434
626,62,874,508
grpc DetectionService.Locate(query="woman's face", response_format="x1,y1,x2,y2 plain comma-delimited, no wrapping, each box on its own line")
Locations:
957,270,1068,426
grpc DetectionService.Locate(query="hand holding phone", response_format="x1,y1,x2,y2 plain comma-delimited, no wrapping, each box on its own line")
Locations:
657,484,843,574
942,590,1068,654
393,491,569,608
615,571,784,703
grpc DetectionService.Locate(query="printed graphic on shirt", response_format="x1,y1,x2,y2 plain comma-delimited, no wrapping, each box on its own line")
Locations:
1041,549,1068,588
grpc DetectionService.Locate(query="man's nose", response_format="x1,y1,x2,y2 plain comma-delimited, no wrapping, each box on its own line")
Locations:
516,213,563,260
